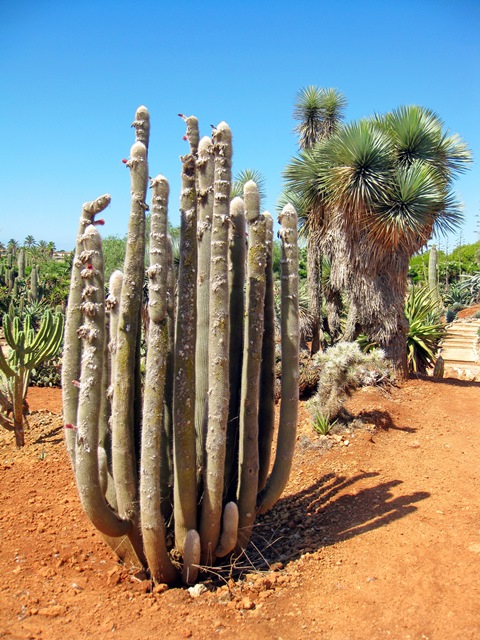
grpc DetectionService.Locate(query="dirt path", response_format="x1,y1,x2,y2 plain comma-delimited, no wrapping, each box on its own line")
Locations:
0,377,479,639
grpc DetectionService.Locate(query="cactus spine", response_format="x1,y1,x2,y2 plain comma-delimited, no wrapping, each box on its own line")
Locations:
63,108,299,586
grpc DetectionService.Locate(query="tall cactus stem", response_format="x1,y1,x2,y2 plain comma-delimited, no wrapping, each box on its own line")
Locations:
62,194,111,468
132,105,150,150
73,224,131,537
187,116,200,156
224,196,246,500
257,204,299,514
30,265,38,302
111,140,148,562
18,249,25,279
199,122,232,564
257,211,276,491
236,181,267,551
161,235,176,523
173,153,198,551
194,136,214,476
106,270,123,405
140,175,177,584
428,244,440,303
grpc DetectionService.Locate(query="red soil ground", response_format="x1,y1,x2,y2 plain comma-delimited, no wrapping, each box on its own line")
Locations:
1,375,479,640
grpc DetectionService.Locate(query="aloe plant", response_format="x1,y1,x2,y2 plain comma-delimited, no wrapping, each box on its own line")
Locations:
63,107,299,586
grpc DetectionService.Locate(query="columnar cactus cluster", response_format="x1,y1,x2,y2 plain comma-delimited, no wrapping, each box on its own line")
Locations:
0,310,64,446
62,106,299,586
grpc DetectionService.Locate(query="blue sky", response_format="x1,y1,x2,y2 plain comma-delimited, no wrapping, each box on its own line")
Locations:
1,0,479,251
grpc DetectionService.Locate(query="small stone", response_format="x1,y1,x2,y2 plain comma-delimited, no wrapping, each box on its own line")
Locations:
38,605,64,617
237,597,255,610
188,583,207,598
153,583,169,594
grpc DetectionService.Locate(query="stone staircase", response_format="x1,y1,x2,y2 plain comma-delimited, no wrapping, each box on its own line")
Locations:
438,318,480,379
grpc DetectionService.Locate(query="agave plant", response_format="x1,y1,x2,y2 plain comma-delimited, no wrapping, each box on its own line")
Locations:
458,271,480,305
405,286,446,373
443,282,471,307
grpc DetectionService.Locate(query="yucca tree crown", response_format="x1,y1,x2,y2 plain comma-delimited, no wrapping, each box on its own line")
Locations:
285,104,472,253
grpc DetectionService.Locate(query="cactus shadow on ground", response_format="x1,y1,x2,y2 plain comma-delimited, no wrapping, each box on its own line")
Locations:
250,473,430,570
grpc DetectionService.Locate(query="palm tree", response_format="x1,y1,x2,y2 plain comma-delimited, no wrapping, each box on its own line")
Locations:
24,235,36,249
36,240,49,260
289,86,347,353
285,105,471,377
7,239,19,254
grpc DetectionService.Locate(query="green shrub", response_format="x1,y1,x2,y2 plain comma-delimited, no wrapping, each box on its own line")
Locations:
405,287,446,373
30,356,62,387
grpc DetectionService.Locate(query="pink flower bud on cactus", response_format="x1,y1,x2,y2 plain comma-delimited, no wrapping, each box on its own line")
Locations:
122,158,128,164
94,219,105,226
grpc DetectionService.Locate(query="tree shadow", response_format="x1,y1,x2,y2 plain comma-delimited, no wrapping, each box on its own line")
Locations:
409,373,480,388
248,471,429,570
354,409,417,433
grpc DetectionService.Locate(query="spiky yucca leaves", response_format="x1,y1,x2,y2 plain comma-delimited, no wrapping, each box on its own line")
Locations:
231,169,267,208
405,286,446,373
284,103,472,376
293,86,347,150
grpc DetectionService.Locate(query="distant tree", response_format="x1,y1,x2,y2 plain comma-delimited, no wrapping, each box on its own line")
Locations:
7,239,19,254
102,235,127,281
24,235,36,249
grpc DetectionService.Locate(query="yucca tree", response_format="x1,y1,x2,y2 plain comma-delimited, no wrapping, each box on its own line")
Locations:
289,86,347,353
285,105,471,377
231,169,267,209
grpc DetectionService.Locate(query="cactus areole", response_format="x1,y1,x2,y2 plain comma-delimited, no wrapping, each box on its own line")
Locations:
63,106,299,586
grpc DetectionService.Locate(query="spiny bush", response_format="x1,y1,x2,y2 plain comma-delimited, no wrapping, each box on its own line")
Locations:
307,341,392,423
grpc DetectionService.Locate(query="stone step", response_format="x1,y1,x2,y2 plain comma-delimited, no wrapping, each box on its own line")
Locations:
440,350,477,363
445,323,480,332
442,338,478,348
